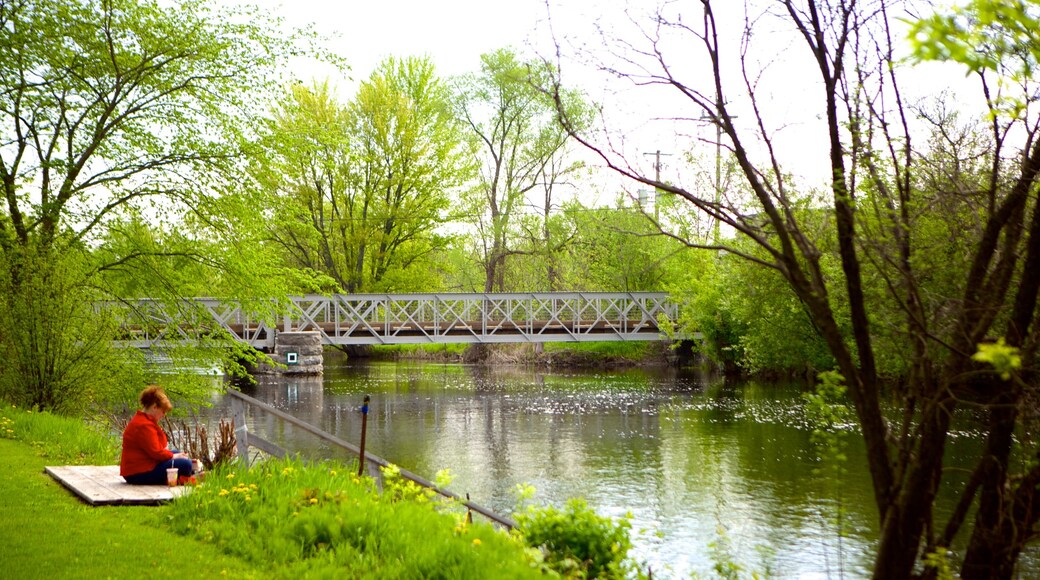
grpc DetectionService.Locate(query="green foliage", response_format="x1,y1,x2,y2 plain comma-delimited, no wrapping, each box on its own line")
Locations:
687,249,836,375
0,247,150,413
514,498,640,579
256,57,469,293
923,547,956,580
706,529,743,580
453,48,590,292
972,338,1022,380
561,202,689,292
168,457,541,578
909,1,1040,81
0,0,321,412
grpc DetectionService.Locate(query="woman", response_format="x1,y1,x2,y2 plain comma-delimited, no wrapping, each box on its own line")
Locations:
120,385,196,485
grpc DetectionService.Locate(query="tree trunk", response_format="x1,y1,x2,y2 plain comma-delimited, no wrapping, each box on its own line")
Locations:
873,397,953,580
960,397,1019,580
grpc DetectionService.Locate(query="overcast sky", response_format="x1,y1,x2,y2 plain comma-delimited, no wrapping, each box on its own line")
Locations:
241,0,977,203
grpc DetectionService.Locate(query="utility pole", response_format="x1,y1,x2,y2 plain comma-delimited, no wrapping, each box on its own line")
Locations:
642,149,672,219
699,111,735,245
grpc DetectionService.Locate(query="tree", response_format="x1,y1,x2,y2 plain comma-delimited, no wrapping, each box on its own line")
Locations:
257,57,469,293
453,48,586,292
549,1,1040,577
0,0,310,410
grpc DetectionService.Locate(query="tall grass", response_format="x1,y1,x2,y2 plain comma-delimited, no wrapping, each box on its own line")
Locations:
0,403,118,464
167,457,543,578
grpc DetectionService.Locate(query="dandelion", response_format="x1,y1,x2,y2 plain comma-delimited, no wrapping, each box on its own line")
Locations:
244,496,251,502
218,489,229,497
329,470,337,476
309,498,318,505
226,473,235,480
472,539,481,546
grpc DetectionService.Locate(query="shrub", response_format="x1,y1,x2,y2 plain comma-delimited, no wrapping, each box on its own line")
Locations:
515,498,640,579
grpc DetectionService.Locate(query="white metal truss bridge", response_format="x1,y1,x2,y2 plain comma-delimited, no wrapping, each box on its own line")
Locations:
112,292,679,349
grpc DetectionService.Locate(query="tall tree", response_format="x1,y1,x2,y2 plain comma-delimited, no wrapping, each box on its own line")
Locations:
550,1,1040,577
0,0,308,410
453,48,585,292
258,57,469,293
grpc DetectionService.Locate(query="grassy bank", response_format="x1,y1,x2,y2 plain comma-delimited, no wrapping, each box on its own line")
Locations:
0,404,644,579
0,407,262,579
367,340,674,366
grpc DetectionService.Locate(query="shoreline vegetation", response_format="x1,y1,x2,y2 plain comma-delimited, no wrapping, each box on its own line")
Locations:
0,403,644,579
352,341,685,368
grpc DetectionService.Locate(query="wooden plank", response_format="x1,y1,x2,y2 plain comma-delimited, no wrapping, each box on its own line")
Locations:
45,465,187,506
45,466,121,505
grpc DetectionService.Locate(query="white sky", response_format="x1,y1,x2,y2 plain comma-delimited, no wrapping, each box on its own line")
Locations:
261,0,557,84
243,0,981,207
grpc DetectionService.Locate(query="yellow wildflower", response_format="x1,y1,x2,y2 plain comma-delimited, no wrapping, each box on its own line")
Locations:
309,498,318,505
472,539,481,546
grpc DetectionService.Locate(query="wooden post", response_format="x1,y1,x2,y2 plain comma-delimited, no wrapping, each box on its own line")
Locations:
358,395,370,477
230,396,249,467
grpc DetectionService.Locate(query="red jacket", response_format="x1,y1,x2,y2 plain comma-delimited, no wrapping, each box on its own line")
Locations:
120,411,174,476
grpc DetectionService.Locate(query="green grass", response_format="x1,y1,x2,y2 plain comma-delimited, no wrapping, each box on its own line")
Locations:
543,341,651,356
368,343,468,358
0,436,263,579
0,405,118,465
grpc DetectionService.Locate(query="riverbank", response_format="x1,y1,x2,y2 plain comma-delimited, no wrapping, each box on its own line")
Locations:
0,404,643,579
356,340,684,368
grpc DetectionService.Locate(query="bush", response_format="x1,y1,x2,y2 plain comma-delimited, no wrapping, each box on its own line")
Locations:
515,498,640,579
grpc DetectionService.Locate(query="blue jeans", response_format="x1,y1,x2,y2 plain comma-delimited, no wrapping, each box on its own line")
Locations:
123,450,195,485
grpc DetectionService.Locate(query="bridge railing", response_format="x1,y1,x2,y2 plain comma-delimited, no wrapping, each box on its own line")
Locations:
109,292,678,348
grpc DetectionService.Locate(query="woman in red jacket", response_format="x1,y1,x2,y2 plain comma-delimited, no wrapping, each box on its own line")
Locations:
120,385,196,485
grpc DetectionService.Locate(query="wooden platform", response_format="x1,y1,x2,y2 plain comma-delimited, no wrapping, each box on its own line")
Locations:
44,465,190,506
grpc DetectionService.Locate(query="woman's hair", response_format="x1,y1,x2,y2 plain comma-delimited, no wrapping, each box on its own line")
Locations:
139,385,173,412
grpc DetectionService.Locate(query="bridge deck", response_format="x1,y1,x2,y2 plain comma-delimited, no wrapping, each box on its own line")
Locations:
111,292,678,348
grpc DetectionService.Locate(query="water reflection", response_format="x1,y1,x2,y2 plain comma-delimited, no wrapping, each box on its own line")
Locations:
203,360,1014,578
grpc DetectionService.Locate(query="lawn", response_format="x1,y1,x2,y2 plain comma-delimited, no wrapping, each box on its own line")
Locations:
0,437,263,579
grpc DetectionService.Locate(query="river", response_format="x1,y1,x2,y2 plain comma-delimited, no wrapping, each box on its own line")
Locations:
202,356,1032,579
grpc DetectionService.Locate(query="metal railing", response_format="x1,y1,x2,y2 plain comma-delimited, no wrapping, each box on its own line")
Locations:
110,292,678,349
226,389,516,529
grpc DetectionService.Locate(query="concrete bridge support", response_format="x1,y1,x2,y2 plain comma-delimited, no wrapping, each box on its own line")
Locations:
255,331,323,376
